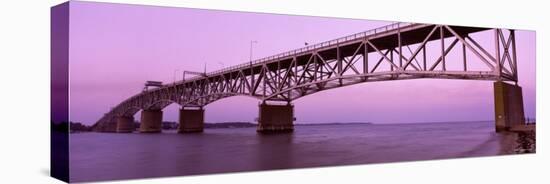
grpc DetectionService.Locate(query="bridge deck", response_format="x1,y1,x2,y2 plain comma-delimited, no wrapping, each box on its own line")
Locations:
121,23,493,108
170,23,489,88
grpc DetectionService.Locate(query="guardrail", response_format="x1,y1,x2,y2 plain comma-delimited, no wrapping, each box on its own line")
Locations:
171,22,416,86
207,22,413,76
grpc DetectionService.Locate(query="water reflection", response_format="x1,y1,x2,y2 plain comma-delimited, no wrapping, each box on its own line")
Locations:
256,133,295,170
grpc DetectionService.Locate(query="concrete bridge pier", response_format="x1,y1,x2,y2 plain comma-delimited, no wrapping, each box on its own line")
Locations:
257,102,295,133
178,107,204,133
116,116,135,133
103,121,117,132
494,81,525,132
139,109,163,133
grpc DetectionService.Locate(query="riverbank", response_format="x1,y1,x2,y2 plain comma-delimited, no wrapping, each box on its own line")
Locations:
499,124,536,154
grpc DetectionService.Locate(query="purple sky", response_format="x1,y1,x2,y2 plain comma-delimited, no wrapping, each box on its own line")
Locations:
68,1,536,125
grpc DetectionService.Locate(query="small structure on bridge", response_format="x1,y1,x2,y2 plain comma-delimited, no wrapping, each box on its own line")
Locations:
143,81,163,91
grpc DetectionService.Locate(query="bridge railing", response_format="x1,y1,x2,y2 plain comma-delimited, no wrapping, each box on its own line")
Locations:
201,22,414,77
167,22,415,86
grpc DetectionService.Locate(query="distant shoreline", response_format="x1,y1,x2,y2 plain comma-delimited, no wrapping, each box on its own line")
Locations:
204,122,374,129
294,122,373,126
67,120,535,132
66,122,376,132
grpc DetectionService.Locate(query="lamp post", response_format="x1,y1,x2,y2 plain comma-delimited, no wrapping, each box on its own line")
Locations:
250,40,258,63
250,41,257,86
173,69,180,84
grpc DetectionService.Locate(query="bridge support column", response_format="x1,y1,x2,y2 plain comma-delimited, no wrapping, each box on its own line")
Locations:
103,121,117,132
178,108,204,133
257,103,294,133
139,109,163,133
116,116,135,133
494,81,525,132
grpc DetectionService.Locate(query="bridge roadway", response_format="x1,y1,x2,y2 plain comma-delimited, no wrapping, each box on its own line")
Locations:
93,22,524,133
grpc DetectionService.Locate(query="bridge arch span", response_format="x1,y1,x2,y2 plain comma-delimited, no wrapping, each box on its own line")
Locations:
182,92,263,107
119,106,142,117
143,99,178,111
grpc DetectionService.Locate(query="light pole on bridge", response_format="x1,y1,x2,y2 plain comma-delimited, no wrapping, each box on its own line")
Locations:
173,69,180,84
250,40,258,64
250,41,258,87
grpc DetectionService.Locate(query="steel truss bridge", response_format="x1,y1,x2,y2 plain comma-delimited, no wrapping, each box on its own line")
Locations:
93,22,522,132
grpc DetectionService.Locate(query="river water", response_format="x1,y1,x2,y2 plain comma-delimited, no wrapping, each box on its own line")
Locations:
69,121,515,182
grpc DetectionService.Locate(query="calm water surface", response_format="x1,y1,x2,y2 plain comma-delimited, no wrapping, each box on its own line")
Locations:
70,121,512,182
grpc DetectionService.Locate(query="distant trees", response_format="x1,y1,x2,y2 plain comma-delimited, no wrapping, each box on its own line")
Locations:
69,122,92,132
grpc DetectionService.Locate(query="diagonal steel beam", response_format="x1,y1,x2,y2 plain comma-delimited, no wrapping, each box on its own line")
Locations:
403,25,439,70
370,49,391,73
393,48,420,71
428,38,459,71
366,40,400,69
444,25,495,71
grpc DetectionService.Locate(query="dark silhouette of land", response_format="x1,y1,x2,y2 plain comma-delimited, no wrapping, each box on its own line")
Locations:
68,121,376,132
